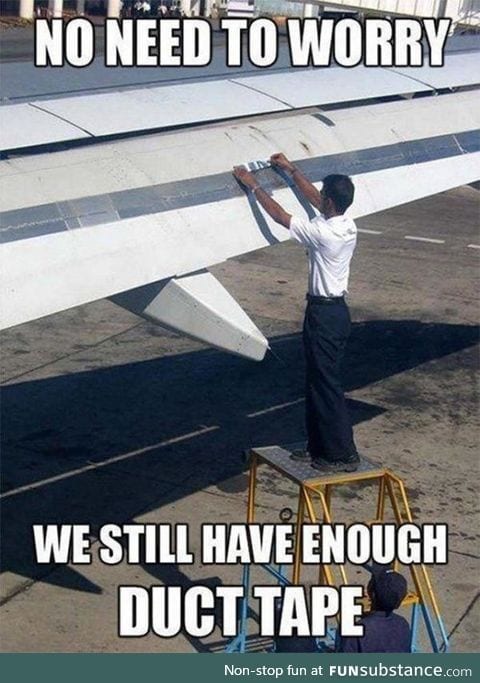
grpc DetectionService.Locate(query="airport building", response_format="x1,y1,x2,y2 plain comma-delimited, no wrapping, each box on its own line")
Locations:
255,1,480,29
4,0,480,29
4,1,217,19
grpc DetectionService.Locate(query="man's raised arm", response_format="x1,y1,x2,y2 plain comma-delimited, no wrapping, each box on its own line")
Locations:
270,153,322,210
232,166,292,229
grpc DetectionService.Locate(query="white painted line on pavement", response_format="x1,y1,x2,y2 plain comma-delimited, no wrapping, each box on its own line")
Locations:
404,236,445,244
248,397,305,418
358,229,383,235
0,425,220,499
467,244,480,249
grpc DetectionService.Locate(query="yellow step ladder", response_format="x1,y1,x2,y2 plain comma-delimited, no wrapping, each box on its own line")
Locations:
226,444,449,653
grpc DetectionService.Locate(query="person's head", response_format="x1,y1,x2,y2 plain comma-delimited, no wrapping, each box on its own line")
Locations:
320,174,355,216
366,565,408,614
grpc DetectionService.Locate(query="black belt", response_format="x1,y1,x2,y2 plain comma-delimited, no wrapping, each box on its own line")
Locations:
306,293,345,304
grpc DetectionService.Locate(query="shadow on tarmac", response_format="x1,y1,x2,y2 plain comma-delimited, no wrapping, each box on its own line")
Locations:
1,319,478,613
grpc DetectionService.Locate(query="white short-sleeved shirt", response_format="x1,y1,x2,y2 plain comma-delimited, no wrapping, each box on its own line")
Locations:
289,213,357,297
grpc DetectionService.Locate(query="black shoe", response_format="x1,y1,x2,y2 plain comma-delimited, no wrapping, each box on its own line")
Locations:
310,455,360,473
290,449,311,462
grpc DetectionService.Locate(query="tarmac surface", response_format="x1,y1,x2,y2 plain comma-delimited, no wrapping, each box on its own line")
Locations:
1,183,479,652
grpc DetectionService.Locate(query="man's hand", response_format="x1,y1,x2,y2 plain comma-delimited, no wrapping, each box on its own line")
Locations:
233,162,292,228
270,153,296,173
233,166,258,190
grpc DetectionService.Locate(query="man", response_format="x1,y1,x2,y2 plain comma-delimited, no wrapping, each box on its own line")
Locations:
233,153,359,472
338,565,411,653
134,0,150,16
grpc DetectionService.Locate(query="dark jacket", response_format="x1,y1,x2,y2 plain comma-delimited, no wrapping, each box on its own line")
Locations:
338,611,411,653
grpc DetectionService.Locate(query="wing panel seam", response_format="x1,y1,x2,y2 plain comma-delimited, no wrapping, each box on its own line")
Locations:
28,102,95,138
228,79,294,108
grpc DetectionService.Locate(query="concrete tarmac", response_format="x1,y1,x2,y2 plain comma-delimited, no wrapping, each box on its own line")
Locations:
0,184,479,652
0,25,294,102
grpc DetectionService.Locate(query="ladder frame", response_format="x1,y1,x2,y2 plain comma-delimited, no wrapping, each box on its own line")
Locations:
226,445,449,654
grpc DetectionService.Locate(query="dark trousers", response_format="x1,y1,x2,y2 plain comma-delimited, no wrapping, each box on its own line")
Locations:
303,295,357,462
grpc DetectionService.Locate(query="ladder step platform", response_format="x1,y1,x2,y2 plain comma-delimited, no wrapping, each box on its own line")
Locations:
250,442,384,485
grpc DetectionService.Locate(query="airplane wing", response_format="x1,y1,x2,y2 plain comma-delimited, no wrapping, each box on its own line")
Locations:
1,53,479,360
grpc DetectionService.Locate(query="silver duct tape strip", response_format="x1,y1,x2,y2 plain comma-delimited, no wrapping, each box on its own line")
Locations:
1,130,478,244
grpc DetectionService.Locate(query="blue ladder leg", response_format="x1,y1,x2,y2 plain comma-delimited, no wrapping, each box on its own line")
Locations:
239,564,250,653
225,563,251,653
410,602,419,653
420,602,440,653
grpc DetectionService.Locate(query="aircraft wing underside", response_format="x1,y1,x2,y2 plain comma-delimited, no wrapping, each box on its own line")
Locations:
1,57,479,360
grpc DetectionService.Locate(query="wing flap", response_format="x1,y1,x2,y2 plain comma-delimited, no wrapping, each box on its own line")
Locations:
389,52,480,90
30,80,289,139
0,58,460,154
232,64,432,108
0,103,90,152
2,53,478,154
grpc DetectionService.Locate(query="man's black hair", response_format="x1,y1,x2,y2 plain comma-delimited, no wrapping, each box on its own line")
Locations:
322,174,355,214
367,571,408,614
